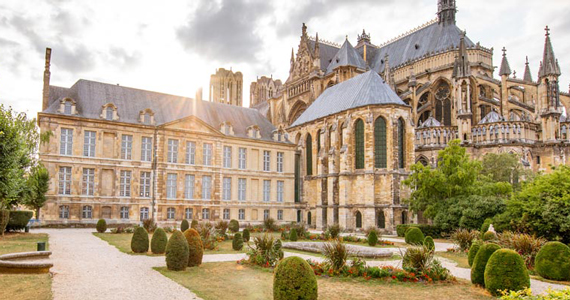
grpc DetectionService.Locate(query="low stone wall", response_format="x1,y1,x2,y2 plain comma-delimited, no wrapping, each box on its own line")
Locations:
282,242,393,258
0,251,53,274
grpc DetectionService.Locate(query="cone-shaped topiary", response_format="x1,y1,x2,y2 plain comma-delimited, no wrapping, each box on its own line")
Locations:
289,228,298,242
273,256,318,300
233,233,244,251
183,228,203,267
535,241,570,281
243,228,250,242
482,231,496,241
468,240,483,267
131,226,150,253
405,227,424,245
368,230,378,246
480,218,492,236
165,230,189,271
424,236,435,251
151,228,168,254
471,243,501,286
191,219,198,229
484,249,530,296
96,219,107,233
229,219,239,233
181,219,189,232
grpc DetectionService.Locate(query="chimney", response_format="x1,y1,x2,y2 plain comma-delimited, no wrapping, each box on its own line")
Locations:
42,48,52,111
195,87,203,102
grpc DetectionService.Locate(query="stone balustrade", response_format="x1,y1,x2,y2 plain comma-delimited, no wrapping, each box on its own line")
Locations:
471,122,538,144
415,126,458,148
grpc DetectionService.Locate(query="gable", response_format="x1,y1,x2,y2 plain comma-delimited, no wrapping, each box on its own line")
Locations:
161,116,222,136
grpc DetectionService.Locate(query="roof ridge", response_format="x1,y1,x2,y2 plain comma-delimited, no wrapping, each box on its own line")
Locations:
74,79,193,100
377,18,438,48
307,36,341,48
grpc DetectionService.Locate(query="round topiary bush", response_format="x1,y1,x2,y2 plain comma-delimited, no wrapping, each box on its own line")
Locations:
96,219,107,233
181,220,189,233
424,236,435,251
131,226,149,253
289,228,298,242
151,228,168,254
243,228,250,242
468,240,483,267
233,233,244,251
273,256,318,300
6,210,33,231
405,227,424,245
183,228,203,267
191,219,198,229
229,219,239,233
484,249,530,296
535,241,570,281
367,230,378,247
471,243,501,286
482,231,497,241
165,230,189,271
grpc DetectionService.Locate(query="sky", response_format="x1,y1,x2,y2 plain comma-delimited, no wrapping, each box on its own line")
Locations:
1,0,569,118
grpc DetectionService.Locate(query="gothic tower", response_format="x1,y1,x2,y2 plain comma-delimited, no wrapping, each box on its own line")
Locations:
538,26,562,141
209,68,243,106
437,0,457,26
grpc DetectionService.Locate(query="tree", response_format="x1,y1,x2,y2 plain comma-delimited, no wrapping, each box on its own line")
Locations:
480,152,532,191
23,165,49,220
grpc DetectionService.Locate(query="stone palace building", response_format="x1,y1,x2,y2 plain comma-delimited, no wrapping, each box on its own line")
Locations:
38,0,570,232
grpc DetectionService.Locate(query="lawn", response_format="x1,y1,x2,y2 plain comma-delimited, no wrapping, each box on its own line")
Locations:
0,233,52,300
436,251,470,269
156,262,493,300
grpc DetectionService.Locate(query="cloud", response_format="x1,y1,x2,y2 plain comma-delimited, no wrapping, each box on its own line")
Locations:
108,47,142,69
176,0,272,64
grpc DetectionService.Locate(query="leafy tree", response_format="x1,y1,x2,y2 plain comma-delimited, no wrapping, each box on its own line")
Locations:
23,165,49,220
480,152,532,190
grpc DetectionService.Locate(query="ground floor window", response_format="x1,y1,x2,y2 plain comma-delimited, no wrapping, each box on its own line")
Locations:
140,207,149,220
307,211,312,225
297,210,302,223
401,211,408,225
377,210,385,229
355,211,362,228
120,206,129,219
238,209,245,220
59,205,69,219
82,206,92,219
223,209,230,220
185,208,193,219
202,208,210,219
263,209,270,220
277,210,283,221
167,207,175,220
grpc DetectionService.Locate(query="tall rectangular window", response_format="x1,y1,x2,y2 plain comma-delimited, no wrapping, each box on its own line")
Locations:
263,151,270,171
140,207,149,220
238,148,247,169
223,146,232,168
82,168,95,196
184,174,195,199
185,208,193,219
84,131,96,157
223,208,230,220
140,171,151,198
277,210,283,221
203,143,213,166
277,180,284,202
121,135,133,160
82,206,92,219
167,173,177,199
238,178,246,201
59,205,69,219
263,209,270,220
120,207,129,219
277,152,284,173
120,170,131,197
263,180,271,202
202,175,212,199
167,139,179,163
60,128,73,155
238,209,245,220
186,141,196,164
202,208,210,219
141,137,152,162
222,177,231,201
167,207,175,219
59,167,72,195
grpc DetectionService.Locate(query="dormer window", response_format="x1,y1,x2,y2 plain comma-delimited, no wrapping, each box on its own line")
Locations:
273,129,288,142
220,122,233,135
144,113,150,124
247,125,260,139
101,103,118,121
59,98,76,115
64,101,72,114
106,107,113,120
139,109,155,125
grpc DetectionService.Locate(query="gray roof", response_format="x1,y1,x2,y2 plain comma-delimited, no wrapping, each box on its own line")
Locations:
478,110,504,124
290,71,406,127
307,40,341,72
419,116,442,128
325,39,368,74
499,50,512,76
538,31,561,77
523,57,533,82
43,79,285,143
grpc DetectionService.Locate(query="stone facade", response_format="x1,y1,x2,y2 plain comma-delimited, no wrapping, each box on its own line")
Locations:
209,68,243,106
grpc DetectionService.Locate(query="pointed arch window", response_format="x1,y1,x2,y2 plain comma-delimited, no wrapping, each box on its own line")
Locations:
306,134,313,175
316,129,321,154
374,117,387,168
398,118,405,169
377,210,386,229
444,98,452,126
355,119,365,169
355,211,362,228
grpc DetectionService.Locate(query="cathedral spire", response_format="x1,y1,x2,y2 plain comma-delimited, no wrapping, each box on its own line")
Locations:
538,25,561,78
453,31,470,78
499,47,512,77
437,0,456,26
523,56,533,82
314,32,320,57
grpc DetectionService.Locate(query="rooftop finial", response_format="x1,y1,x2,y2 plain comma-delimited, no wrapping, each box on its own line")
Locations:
545,25,550,37
502,47,507,56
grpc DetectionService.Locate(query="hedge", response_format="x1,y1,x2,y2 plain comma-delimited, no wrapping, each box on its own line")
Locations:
471,243,501,286
5,210,33,231
183,228,203,267
535,242,570,281
405,227,424,245
468,240,483,267
273,256,318,300
151,228,168,254
233,233,244,251
290,228,298,242
482,231,497,241
181,220,189,232
229,219,239,233
484,249,530,296
165,230,189,271
243,228,250,242
396,224,444,238
96,219,107,233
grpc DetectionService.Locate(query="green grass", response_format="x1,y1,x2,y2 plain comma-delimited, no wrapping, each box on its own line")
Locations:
436,251,470,269
156,262,493,300
0,233,52,300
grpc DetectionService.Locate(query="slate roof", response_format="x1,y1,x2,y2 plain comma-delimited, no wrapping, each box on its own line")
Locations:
43,79,285,143
325,39,368,74
499,50,512,76
523,57,533,82
538,30,561,77
478,110,505,124
290,71,406,127
419,116,442,128
307,40,341,72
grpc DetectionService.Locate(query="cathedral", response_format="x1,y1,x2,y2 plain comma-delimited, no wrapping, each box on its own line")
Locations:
37,0,570,233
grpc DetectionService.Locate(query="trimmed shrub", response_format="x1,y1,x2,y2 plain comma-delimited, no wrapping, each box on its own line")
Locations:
232,233,244,251
5,210,33,231
535,241,570,281
191,219,198,229
499,232,547,269
96,219,107,233
165,230,189,271
289,228,298,242
468,240,483,267
405,227,424,245
131,226,150,253
0,210,9,235
483,231,497,241
403,245,435,271
367,230,378,246
243,228,250,242
229,219,239,233
424,236,435,251
264,217,278,232
480,218,493,236
327,224,341,239
273,256,318,300
181,219,189,232
183,228,203,267
471,243,501,286
396,224,444,238
151,228,168,254
484,249,530,296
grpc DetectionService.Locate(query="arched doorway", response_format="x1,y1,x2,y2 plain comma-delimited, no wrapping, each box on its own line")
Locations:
355,211,362,229
376,210,386,229
401,211,408,225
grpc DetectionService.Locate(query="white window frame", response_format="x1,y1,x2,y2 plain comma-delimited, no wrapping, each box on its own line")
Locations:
277,210,283,221
84,131,96,157
222,177,231,201
121,135,133,160
263,180,271,202
167,207,175,220
238,148,247,169
185,208,193,219
277,181,284,202
223,208,230,220
223,146,232,168
60,128,73,156
203,143,213,166
202,208,210,219
141,137,152,162
82,206,92,219
64,101,72,114
186,141,196,165
59,205,69,219
184,174,195,199
202,175,212,200
59,167,72,195
263,209,270,221
140,207,149,220
120,206,129,219
167,173,177,199
140,171,151,198
277,152,284,173
120,170,131,197
106,107,114,120
263,150,270,171
238,209,245,220
82,168,95,196
167,139,179,163
238,178,246,201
